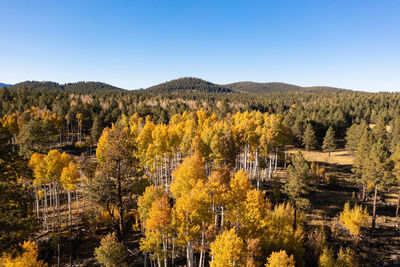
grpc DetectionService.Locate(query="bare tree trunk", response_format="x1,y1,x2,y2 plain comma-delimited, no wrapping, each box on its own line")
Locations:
187,241,194,267
68,190,72,229
293,207,297,230
35,187,40,217
362,182,367,202
396,190,400,217
372,184,378,229
44,187,48,231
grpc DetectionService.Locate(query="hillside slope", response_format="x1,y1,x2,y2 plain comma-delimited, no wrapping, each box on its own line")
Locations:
9,81,125,93
225,81,349,93
145,77,232,93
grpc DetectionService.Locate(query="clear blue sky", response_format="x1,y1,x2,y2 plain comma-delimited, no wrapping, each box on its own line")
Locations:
1,0,399,91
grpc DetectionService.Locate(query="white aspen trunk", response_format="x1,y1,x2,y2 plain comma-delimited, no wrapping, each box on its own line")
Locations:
199,228,205,267
220,206,224,234
56,185,61,227
244,146,247,171
187,241,194,267
35,187,40,218
164,154,168,190
269,155,273,179
172,237,175,267
51,184,56,230
248,160,252,180
76,190,79,209
68,190,72,229
274,148,278,173
44,187,48,231
284,150,287,169
162,235,167,267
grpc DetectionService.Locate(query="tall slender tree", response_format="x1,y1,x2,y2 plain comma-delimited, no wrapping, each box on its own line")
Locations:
322,126,336,156
302,123,317,151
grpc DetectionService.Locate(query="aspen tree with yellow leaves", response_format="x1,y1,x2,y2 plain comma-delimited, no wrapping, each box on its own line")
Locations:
60,161,80,229
209,228,245,267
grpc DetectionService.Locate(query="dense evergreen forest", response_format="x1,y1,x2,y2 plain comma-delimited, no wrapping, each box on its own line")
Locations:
2,78,400,266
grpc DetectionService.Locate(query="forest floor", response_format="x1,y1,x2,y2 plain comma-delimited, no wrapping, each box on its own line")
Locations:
290,148,400,267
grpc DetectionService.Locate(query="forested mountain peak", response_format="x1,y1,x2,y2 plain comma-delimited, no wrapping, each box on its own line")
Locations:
0,83,12,88
145,77,232,93
224,81,350,94
8,81,125,93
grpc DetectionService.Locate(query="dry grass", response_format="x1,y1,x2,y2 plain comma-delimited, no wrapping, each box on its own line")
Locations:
287,148,354,166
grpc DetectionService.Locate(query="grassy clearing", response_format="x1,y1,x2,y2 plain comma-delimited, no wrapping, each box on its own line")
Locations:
287,148,354,166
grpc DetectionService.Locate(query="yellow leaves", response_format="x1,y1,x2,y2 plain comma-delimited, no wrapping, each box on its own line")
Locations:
96,127,110,165
265,250,295,267
242,189,271,239
29,153,47,185
339,202,369,236
147,196,172,232
172,181,211,243
29,150,71,185
170,152,207,199
60,161,80,191
138,185,164,224
0,241,47,267
210,228,245,267
227,169,253,205
44,150,70,181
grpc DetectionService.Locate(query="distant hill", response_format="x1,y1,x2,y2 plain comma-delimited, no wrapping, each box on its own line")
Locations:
8,81,125,93
224,81,350,94
146,77,232,93
0,83,12,88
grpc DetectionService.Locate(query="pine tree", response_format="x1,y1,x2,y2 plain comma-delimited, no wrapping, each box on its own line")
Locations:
345,121,368,153
353,130,374,201
364,138,394,229
0,125,36,253
302,123,317,150
284,151,311,229
322,126,336,156
90,115,102,145
391,144,400,217
94,121,143,241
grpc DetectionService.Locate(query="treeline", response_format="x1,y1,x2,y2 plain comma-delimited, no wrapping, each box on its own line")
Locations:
3,84,400,150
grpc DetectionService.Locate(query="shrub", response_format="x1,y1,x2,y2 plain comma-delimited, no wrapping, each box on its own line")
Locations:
339,202,369,236
318,248,335,267
319,246,358,267
74,141,86,148
94,232,127,267
325,173,337,185
265,250,295,267
0,241,47,267
336,247,358,267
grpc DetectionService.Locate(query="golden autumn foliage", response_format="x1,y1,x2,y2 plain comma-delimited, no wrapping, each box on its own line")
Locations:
60,161,80,191
170,152,207,199
339,202,369,236
0,241,47,267
265,250,295,267
138,185,164,226
210,228,245,267
140,196,172,262
318,247,358,267
29,150,71,185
